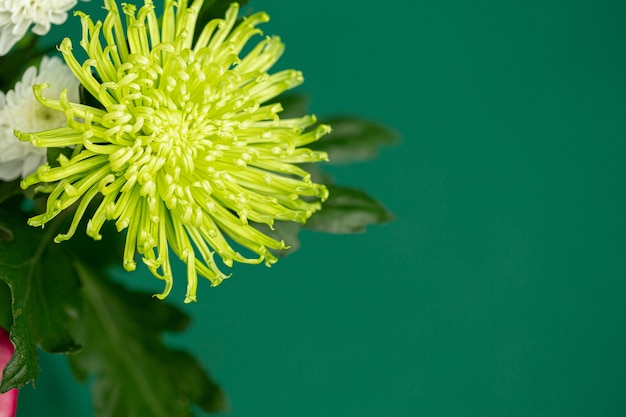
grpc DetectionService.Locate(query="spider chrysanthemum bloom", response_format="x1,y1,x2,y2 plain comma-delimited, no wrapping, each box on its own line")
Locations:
18,0,330,302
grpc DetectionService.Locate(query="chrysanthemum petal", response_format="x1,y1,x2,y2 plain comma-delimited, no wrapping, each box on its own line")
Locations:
18,0,329,302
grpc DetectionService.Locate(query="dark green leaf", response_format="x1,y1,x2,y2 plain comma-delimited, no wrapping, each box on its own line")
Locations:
69,262,227,417
193,0,250,45
47,147,75,168
0,280,11,332
310,117,397,164
252,220,302,256
0,208,82,392
79,82,105,111
304,186,394,234
65,218,127,270
299,162,335,187
0,33,39,91
0,224,13,242
269,94,310,120
0,180,22,205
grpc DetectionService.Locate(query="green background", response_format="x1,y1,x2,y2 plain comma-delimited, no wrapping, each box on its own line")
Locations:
17,0,626,416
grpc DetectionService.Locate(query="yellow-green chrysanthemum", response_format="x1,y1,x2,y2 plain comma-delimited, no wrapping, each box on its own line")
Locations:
18,0,329,302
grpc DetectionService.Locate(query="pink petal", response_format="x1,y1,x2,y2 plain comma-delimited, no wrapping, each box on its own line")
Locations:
0,389,17,417
0,328,17,417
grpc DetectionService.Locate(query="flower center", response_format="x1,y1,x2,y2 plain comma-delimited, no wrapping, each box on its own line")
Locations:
151,108,197,171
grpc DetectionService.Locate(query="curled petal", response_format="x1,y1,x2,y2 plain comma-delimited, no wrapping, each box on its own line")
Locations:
19,0,329,302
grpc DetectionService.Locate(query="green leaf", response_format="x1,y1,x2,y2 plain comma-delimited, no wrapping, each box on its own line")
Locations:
46,147,75,168
0,180,22,205
0,33,38,91
0,208,82,392
270,94,310,120
203,0,250,19
79,81,105,111
304,186,394,234
252,220,302,256
193,0,250,45
69,262,227,417
0,280,11,332
65,218,127,271
310,117,397,164
0,224,13,242
300,162,335,187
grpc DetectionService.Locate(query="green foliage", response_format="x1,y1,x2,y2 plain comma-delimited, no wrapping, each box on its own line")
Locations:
0,280,11,332
0,33,39,90
253,220,302,256
0,203,226,415
199,0,250,20
305,186,394,234
0,181,22,205
46,147,75,168
310,116,397,164
271,94,310,119
69,262,227,417
251,103,398,242
255,184,393,253
79,81,105,111
193,0,250,44
65,218,127,271
305,116,396,234
0,224,13,243
0,207,82,392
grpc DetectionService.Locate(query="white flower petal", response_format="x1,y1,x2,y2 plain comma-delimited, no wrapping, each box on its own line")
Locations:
21,151,46,178
0,56,79,181
0,159,22,181
0,0,77,56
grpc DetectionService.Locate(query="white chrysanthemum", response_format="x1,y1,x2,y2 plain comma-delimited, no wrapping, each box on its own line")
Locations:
0,0,77,55
0,56,79,181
